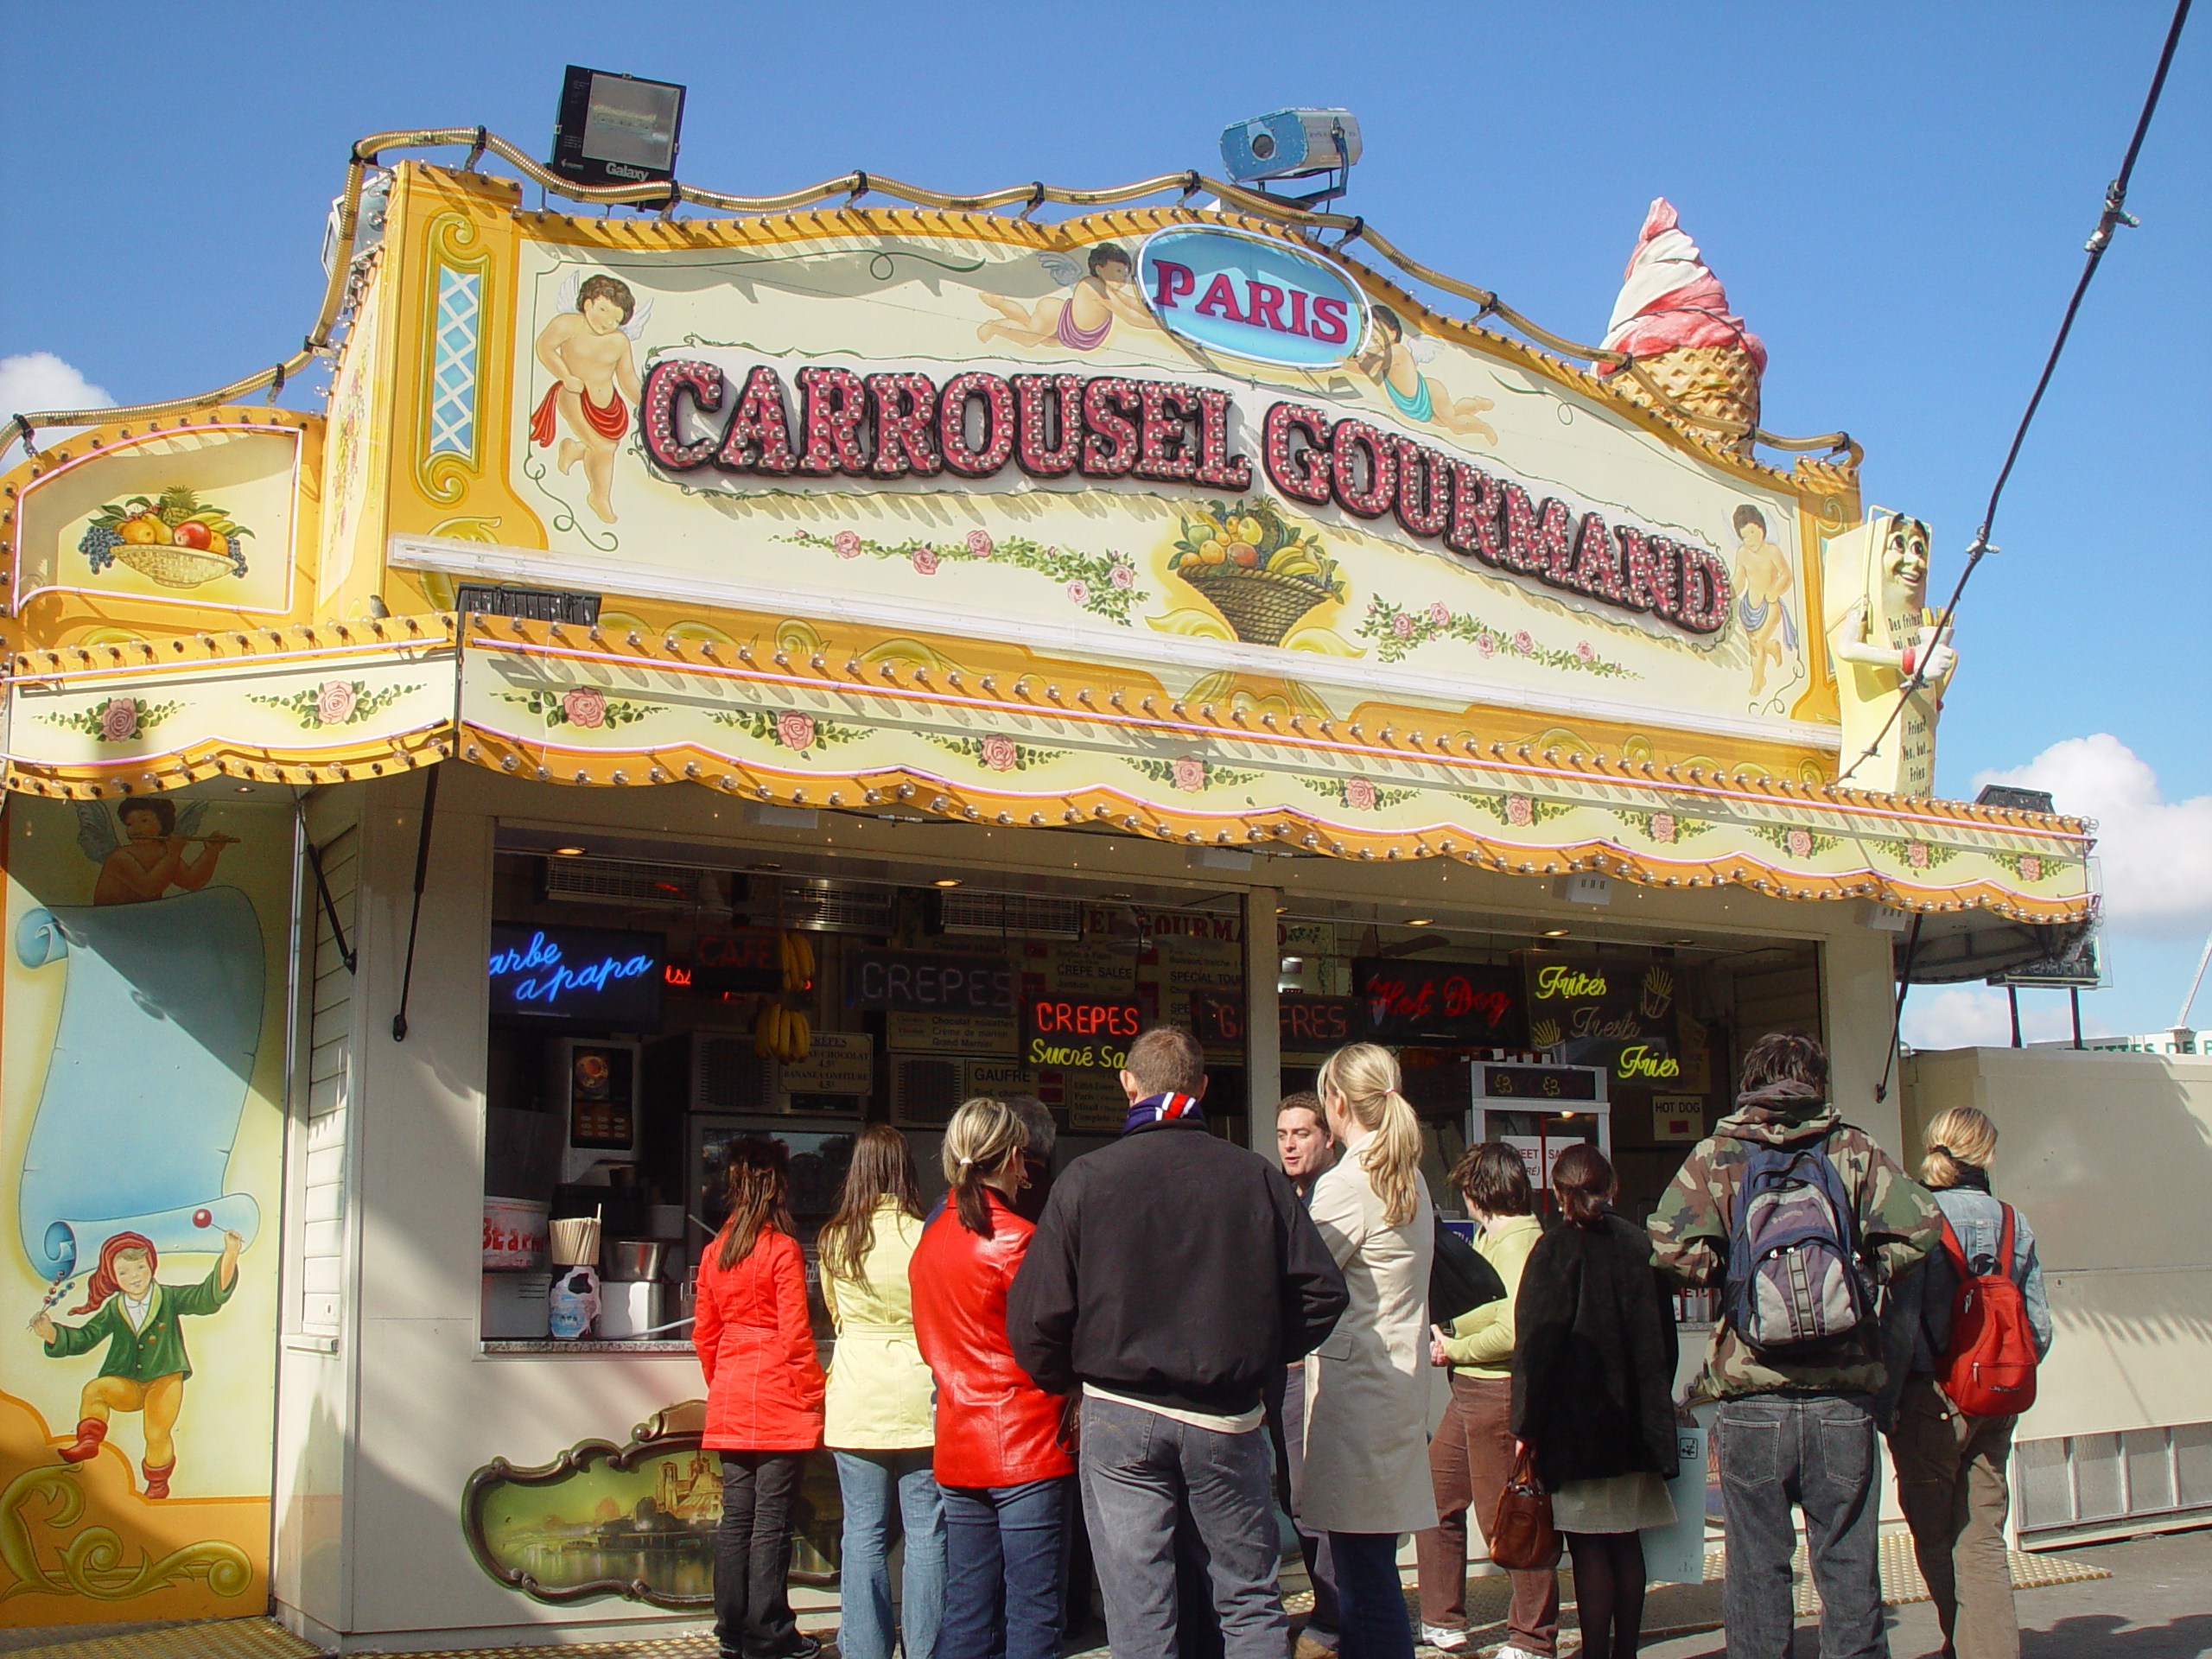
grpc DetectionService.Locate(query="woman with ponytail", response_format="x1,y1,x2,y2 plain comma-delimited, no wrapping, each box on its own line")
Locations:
1301,1044,1436,1659
1883,1106,2051,1659
694,1136,826,1659
909,1098,1073,1659
1510,1145,1678,1659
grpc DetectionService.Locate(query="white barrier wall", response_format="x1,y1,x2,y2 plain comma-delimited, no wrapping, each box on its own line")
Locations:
1901,1046,2212,1545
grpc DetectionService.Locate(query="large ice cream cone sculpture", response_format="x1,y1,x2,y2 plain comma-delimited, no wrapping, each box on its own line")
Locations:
1597,198,1766,455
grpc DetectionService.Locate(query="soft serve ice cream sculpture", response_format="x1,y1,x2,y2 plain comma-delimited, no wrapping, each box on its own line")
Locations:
1597,198,1767,454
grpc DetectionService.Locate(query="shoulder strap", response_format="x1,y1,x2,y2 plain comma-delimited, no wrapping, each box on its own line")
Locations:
1998,1203,2018,1279
1937,1210,1969,1277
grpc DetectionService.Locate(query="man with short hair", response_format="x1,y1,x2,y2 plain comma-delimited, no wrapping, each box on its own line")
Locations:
1649,1030,1941,1659
1268,1092,1343,1659
1008,1027,1348,1659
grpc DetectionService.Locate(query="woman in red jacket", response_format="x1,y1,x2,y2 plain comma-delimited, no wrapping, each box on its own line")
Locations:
909,1097,1074,1659
694,1136,826,1659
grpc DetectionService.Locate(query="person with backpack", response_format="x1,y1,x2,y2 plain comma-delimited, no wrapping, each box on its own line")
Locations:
1881,1107,2051,1659
1648,1031,1942,1659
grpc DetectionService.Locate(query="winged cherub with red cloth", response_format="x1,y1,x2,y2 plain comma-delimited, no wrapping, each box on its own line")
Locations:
531,272,646,524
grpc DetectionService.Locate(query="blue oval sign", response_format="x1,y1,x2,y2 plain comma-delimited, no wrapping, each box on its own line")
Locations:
1139,226,1370,370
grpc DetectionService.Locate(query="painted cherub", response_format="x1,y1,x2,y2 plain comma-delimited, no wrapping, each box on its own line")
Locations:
1732,505,1799,698
87,797,236,907
531,271,651,524
1357,305,1497,444
976,245,1159,352
32,1228,244,1499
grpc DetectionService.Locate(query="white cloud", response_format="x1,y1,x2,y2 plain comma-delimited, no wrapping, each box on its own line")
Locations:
0,353,115,469
1902,983,2110,1052
1975,734,2212,939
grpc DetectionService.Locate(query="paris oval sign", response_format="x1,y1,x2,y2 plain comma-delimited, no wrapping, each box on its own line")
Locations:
1139,226,1370,371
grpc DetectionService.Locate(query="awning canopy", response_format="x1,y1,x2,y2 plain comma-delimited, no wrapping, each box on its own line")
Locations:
4,612,2094,938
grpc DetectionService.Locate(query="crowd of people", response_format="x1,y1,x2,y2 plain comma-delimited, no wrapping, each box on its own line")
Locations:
689,1027,2051,1659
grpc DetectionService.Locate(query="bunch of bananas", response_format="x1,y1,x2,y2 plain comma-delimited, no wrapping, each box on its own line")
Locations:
779,929,815,992
756,931,816,1062
754,1001,811,1064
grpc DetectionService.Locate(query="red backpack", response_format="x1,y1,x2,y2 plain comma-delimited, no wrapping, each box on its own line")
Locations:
1936,1203,2038,1417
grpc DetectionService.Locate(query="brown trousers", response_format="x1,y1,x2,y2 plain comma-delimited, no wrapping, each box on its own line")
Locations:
1890,1377,2020,1659
1414,1373,1560,1653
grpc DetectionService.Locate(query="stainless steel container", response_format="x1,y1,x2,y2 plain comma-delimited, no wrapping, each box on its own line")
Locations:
603,1237,669,1281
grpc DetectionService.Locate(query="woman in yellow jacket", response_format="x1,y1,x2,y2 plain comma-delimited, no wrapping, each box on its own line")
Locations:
817,1126,942,1659
1414,1145,1558,1659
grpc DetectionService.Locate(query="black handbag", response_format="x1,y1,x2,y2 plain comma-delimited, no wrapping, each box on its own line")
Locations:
1431,1217,1508,1325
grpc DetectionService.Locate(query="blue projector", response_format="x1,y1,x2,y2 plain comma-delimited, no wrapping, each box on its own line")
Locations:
1219,109,1363,185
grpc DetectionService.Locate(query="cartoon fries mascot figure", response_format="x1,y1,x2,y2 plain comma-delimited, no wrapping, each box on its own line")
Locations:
1824,511,1956,797
30,1228,243,1498
531,272,647,524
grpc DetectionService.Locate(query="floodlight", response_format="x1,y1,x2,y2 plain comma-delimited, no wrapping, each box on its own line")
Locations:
551,66,685,194
1220,109,1362,188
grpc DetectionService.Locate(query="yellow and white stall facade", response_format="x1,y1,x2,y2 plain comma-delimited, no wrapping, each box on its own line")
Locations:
0,151,2093,1648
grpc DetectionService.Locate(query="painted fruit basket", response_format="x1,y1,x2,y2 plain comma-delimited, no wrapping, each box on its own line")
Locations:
78,486,251,589
1169,500,1347,648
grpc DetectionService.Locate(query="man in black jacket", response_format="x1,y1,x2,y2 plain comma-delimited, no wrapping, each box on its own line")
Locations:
1008,1027,1348,1659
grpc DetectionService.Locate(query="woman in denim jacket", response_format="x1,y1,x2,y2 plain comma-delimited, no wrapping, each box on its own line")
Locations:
1883,1106,2052,1659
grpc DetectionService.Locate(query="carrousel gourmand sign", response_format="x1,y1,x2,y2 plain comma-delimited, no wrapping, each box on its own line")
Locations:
416,206,1813,739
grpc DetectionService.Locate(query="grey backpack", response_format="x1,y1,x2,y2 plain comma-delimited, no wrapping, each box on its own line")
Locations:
1723,1140,1873,1357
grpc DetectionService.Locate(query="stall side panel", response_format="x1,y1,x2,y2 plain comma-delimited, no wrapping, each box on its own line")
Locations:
0,794,294,1626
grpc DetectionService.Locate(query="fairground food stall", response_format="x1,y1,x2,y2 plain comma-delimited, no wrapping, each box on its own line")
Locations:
0,133,2093,1649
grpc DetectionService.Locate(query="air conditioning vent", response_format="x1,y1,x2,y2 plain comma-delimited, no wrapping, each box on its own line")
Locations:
690,1034,774,1114
933,890,1085,940
779,878,896,936
544,856,708,910
889,1056,967,1127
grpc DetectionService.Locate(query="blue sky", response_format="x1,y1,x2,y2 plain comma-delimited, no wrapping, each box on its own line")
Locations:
3,2,2205,1043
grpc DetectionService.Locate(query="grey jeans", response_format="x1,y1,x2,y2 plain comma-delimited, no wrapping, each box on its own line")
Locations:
1716,1394,1887,1659
1079,1394,1288,1659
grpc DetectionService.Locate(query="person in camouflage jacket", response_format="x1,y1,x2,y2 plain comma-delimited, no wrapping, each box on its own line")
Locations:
1647,1032,1940,1659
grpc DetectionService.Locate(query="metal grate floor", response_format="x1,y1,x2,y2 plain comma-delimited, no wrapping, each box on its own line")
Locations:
0,1543,2113,1659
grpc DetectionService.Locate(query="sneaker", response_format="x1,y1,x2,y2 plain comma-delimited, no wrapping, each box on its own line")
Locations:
1296,1634,1340,1659
1422,1627,1471,1652
1491,1645,1549,1659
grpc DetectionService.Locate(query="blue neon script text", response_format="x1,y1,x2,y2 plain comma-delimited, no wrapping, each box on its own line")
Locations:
488,931,656,1007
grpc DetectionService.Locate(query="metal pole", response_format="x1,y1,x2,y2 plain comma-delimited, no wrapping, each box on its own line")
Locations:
2071,986,2083,1050
2008,985,2022,1048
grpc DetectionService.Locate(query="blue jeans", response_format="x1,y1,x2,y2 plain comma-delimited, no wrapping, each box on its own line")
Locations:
937,1476,1071,1659
1329,1531,1413,1659
1078,1394,1287,1659
836,1450,945,1659
1717,1394,1886,1659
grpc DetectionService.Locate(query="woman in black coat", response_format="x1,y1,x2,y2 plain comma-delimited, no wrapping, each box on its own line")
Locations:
1510,1146,1678,1659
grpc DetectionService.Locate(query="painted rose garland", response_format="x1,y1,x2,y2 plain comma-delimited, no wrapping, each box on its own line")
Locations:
709,708,869,754
248,680,423,729
45,696,183,742
1357,598,1636,676
922,733,1070,772
498,689,656,729
779,529,1144,623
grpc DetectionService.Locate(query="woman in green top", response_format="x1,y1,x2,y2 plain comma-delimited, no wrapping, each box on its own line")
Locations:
31,1228,242,1499
1414,1147,1557,1659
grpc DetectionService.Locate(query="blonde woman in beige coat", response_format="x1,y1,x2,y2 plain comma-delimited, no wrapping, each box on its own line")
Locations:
1303,1044,1437,1659
818,1126,943,1659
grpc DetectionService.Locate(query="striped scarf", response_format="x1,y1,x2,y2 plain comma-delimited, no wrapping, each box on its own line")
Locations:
1123,1090,1205,1135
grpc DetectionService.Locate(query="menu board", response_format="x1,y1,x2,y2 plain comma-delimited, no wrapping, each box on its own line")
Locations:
776,1032,873,1096
1520,955,1681,1082
1047,1067,1131,1133
1354,959,1525,1046
886,1010,1020,1056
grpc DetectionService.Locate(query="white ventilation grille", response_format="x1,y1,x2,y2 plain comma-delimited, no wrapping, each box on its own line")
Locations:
2016,1421,2212,1541
779,879,896,935
544,856,705,910
935,890,1085,940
